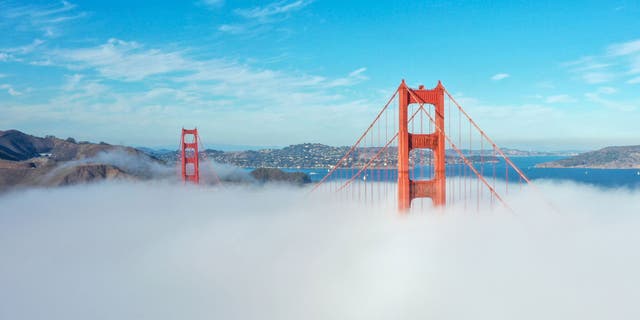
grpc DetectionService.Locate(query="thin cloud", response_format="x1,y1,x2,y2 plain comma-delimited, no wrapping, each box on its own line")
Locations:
545,94,577,104
584,86,636,112
0,0,87,38
219,0,314,35
235,0,313,20
200,0,224,8
0,39,46,64
563,57,615,84
7,88,21,96
491,73,510,81
565,38,640,84
21,38,373,146
582,72,614,84
0,84,22,96
325,67,368,87
565,59,611,72
218,24,246,34
57,38,369,95
1,0,77,19
608,39,640,56
58,39,190,81
2,38,45,54
596,86,617,94
535,81,555,89
63,74,84,91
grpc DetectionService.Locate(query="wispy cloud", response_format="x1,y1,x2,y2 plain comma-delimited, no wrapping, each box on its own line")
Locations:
325,67,368,87
535,81,555,89
218,24,247,35
608,39,640,56
609,39,640,76
582,72,615,84
58,39,190,81
0,38,46,63
0,0,87,37
218,0,314,36
595,86,617,94
15,38,372,145
57,38,368,94
2,38,45,54
563,56,616,84
235,0,313,20
545,94,577,104
563,56,611,72
565,38,640,84
62,73,85,91
0,84,22,96
199,0,224,9
491,73,510,81
1,0,76,19
584,86,636,112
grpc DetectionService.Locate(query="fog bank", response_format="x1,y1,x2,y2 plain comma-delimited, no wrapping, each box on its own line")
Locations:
1,181,639,319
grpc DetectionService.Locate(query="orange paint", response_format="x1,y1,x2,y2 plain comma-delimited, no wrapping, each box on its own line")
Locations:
397,81,446,211
181,128,200,184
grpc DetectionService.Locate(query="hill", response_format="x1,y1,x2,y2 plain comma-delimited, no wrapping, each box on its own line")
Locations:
0,129,312,191
536,145,640,169
250,168,311,185
0,129,155,162
0,130,56,161
0,130,169,192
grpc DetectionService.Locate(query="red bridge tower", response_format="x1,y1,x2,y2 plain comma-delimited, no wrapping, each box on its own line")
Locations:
180,128,200,184
397,80,446,211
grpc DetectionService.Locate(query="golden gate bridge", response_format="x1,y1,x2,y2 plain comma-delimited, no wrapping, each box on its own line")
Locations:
180,80,532,213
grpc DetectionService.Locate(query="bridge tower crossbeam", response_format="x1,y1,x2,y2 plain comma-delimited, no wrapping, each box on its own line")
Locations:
397,80,446,211
181,128,200,184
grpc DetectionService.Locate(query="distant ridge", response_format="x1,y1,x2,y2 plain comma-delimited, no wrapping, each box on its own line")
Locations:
0,130,55,161
536,145,640,169
0,129,312,191
0,129,169,191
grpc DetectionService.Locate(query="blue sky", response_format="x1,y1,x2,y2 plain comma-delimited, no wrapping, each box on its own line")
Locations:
1,0,639,150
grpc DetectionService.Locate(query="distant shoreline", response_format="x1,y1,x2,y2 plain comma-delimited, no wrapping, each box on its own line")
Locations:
535,145,640,170
535,165,640,170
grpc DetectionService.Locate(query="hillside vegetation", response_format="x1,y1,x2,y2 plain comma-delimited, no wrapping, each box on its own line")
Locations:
0,130,168,191
536,145,640,169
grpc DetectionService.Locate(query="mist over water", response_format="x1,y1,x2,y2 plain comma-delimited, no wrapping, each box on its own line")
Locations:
1,181,639,320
